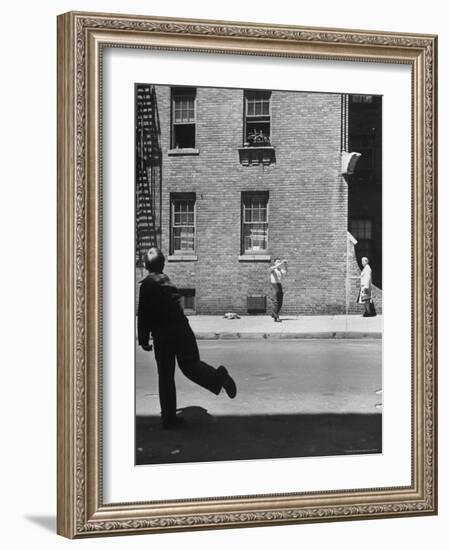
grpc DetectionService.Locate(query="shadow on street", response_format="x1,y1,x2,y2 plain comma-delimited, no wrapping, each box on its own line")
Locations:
136,406,381,465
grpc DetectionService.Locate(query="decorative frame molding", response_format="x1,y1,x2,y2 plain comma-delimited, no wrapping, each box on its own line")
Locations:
57,11,437,538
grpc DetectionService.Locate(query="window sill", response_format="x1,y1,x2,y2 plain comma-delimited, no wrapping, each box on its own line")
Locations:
238,254,271,262
168,254,198,261
168,148,200,156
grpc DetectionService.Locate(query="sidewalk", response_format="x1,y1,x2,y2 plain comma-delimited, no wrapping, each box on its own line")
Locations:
187,314,382,339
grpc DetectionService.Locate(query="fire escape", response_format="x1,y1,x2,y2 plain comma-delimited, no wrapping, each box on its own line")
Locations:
135,85,162,266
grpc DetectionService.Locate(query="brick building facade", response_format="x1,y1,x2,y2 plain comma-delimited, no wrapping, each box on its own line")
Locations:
347,95,383,289
136,84,382,315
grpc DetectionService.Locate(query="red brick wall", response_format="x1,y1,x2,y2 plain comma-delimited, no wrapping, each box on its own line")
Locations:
150,85,349,314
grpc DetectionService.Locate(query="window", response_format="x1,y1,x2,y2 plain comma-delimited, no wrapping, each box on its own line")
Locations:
350,218,373,265
244,90,271,146
350,95,374,104
179,288,196,311
170,193,196,254
171,88,196,149
241,192,269,253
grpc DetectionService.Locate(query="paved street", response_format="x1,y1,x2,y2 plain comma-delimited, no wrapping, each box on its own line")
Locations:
136,339,382,465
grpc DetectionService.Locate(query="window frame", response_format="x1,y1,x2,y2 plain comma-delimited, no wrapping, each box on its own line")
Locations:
350,218,373,241
170,192,197,255
241,191,269,255
243,90,272,146
350,217,374,266
171,87,197,149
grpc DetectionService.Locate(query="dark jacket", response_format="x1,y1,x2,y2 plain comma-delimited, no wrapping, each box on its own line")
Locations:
137,272,186,346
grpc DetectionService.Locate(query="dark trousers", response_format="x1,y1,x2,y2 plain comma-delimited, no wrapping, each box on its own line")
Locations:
152,320,222,424
271,283,284,317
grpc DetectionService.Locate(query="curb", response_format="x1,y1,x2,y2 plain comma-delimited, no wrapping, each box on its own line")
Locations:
194,331,382,340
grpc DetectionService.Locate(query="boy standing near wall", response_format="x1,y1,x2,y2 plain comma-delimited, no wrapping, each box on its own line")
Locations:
269,257,288,322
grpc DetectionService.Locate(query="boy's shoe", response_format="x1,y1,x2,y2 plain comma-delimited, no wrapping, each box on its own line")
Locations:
217,366,237,399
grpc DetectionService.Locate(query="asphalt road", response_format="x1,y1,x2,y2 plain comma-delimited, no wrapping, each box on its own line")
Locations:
136,339,382,464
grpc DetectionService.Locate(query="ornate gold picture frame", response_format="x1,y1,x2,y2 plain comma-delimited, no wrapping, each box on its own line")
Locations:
57,11,437,538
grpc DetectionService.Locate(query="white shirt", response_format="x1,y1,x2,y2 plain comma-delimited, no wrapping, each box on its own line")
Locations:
360,264,372,288
270,265,286,284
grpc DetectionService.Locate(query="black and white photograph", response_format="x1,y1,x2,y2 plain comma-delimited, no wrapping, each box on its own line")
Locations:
51,6,437,541
134,83,383,465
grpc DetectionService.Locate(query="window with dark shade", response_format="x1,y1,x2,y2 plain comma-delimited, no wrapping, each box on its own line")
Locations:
171,88,196,149
170,193,196,254
350,218,374,266
241,192,269,253
350,218,372,240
